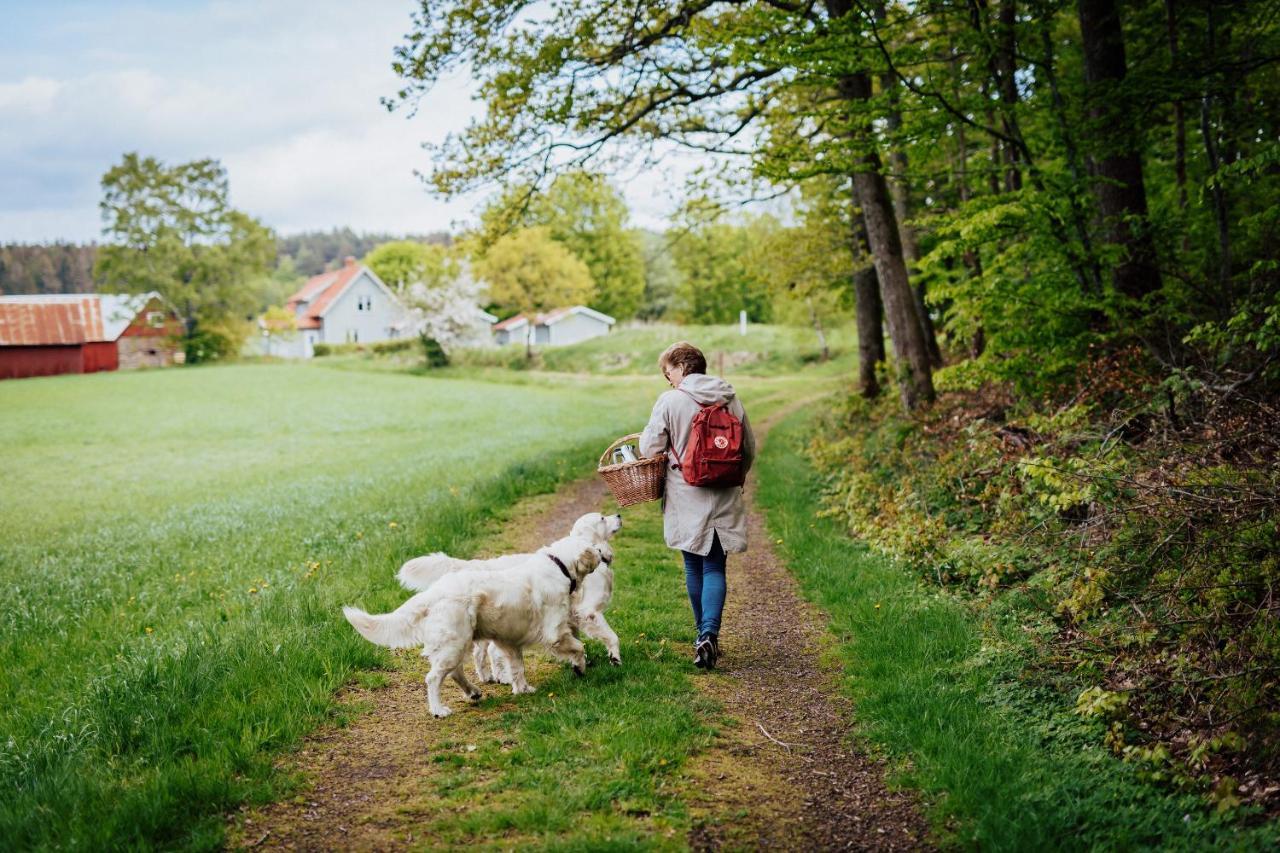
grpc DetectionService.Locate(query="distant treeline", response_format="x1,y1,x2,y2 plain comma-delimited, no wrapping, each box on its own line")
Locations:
277,228,450,276
0,228,452,294
0,243,98,295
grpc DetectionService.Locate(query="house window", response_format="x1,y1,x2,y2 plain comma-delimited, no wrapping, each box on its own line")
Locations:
146,311,164,328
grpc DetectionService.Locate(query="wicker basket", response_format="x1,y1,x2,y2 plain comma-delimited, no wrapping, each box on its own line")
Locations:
597,433,666,507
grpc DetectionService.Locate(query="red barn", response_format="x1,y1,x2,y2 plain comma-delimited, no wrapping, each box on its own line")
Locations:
0,293,184,381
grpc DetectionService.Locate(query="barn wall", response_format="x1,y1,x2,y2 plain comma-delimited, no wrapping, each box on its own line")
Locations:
0,345,84,379
81,342,118,373
118,336,179,370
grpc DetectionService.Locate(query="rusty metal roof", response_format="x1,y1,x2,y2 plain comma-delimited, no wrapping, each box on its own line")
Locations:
0,293,159,345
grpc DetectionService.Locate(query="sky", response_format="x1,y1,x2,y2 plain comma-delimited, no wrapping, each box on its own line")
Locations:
0,0,700,243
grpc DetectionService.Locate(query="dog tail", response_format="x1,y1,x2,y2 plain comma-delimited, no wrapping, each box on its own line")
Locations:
342,594,429,649
396,553,467,591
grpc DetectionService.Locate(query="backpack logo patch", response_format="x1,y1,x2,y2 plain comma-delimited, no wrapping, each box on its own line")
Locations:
713,435,729,449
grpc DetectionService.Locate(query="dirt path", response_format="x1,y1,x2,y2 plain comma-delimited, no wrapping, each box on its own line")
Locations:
227,480,611,851
680,477,928,850
228,417,930,850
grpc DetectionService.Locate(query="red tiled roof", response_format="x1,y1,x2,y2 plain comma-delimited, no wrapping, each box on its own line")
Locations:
0,296,108,345
286,259,363,331
492,313,529,331
492,306,612,333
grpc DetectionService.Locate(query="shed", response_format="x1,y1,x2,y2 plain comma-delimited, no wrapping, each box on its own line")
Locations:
492,305,615,347
0,293,183,381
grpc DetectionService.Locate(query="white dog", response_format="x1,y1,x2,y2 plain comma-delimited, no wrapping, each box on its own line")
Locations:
343,534,610,717
396,513,624,680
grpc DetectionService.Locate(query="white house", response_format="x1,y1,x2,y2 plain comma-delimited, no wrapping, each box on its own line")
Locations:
279,257,407,357
491,305,615,347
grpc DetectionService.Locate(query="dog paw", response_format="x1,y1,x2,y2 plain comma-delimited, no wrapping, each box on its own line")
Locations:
467,690,482,701
432,706,453,718
609,655,621,666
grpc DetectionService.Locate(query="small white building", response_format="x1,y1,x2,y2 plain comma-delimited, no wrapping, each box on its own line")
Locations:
280,257,407,357
491,305,615,347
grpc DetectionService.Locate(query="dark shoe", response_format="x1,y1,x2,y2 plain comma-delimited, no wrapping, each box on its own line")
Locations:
708,633,721,662
694,634,717,670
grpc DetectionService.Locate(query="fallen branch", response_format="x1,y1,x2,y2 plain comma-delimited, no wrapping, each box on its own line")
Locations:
757,722,797,751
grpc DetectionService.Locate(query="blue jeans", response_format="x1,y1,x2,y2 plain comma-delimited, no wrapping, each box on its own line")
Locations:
682,532,727,637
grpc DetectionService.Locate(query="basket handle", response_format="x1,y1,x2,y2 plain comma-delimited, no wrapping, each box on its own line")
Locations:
598,433,644,467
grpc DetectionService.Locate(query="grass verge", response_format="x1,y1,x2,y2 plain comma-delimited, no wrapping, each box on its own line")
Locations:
754,408,1278,851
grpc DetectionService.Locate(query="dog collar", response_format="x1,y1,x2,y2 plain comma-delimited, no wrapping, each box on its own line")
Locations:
547,553,576,593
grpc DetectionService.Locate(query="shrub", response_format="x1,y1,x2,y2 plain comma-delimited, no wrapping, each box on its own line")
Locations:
419,333,449,368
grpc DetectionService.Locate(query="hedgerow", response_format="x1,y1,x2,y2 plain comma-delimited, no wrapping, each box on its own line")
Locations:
809,341,1279,815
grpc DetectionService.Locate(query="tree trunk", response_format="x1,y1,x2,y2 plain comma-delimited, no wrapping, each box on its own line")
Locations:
826,1,933,408
880,67,943,367
1165,0,1188,214
848,146,936,409
806,296,830,362
848,180,885,398
995,0,1023,192
1078,0,1163,303
1200,6,1231,293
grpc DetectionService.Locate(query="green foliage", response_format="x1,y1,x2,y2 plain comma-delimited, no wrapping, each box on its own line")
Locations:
363,240,455,294
312,339,416,358
93,153,276,359
758,409,1277,849
480,172,645,320
476,227,595,353
183,323,244,364
278,228,450,276
671,218,773,324
634,229,682,321
808,353,1280,806
419,333,449,368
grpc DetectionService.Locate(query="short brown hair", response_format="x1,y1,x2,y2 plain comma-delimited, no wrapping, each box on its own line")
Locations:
658,341,706,376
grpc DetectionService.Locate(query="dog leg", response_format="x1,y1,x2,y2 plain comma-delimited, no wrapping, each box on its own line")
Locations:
582,612,622,666
424,666,451,718
496,644,534,694
451,665,482,702
425,643,468,718
487,642,513,685
549,633,587,676
472,641,495,683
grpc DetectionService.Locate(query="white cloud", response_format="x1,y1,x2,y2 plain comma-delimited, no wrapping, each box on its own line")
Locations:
0,0,717,243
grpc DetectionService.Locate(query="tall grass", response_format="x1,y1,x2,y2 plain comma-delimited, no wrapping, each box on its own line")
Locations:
754,409,1277,851
0,363,656,848
449,322,855,376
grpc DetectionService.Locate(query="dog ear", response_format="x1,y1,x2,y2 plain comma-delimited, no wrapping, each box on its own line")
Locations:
575,543,602,574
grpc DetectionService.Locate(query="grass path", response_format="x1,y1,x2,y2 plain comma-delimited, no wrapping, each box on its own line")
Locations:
231,401,927,849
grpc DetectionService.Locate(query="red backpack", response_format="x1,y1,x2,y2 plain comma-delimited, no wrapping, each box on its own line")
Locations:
677,392,746,488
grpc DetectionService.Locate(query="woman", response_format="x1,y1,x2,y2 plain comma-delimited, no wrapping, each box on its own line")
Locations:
640,342,755,669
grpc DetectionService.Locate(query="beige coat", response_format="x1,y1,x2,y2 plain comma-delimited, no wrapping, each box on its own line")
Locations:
639,373,756,556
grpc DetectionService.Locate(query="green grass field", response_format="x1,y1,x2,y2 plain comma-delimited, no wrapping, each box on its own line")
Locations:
0,361,669,849
0,334,828,850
